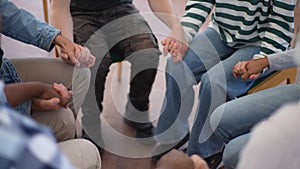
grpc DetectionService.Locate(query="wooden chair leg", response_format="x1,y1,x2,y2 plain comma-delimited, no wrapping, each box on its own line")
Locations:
117,62,122,82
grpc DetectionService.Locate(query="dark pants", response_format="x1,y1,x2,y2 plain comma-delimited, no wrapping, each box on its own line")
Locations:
72,4,160,124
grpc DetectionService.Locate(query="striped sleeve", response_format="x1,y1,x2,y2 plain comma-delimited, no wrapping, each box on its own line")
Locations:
181,0,215,42
258,0,295,57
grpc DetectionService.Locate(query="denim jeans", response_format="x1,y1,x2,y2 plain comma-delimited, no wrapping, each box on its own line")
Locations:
155,27,271,158
210,84,300,169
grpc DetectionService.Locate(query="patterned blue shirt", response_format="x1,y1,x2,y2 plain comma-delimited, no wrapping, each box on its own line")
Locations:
0,82,76,169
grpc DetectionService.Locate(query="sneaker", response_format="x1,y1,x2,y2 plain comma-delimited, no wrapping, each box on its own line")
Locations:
123,117,156,145
204,152,223,169
151,132,190,162
82,129,104,155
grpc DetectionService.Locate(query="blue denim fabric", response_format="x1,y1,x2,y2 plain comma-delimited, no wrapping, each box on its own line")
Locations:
0,57,31,116
210,84,300,169
0,0,60,51
155,27,272,158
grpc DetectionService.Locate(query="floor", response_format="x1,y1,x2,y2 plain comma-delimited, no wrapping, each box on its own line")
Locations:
3,1,300,169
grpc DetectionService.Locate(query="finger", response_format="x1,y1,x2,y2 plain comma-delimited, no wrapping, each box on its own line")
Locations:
161,39,166,46
249,74,260,80
241,72,251,81
240,61,248,74
33,98,61,111
68,51,79,65
164,38,172,55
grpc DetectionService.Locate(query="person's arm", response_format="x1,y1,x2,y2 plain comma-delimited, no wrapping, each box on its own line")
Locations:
0,0,79,65
147,0,187,61
50,0,73,41
232,48,298,81
4,82,71,108
147,0,181,31
50,0,95,67
253,0,295,59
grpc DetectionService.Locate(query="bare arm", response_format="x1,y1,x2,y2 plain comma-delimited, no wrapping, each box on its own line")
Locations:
50,0,73,41
4,82,71,108
147,0,181,30
148,0,188,61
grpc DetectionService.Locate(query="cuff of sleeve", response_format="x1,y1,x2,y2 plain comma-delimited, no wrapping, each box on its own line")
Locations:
38,23,61,52
253,53,267,59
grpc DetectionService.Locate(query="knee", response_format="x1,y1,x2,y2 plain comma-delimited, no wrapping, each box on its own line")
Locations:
75,67,91,84
59,139,101,169
52,109,76,142
210,105,224,135
210,105,232,143
223,142,240,169
223,135,249,169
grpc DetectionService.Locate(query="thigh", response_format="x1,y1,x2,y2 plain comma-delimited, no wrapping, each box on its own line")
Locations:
223,134,250,169
9,57,74,88
209,46,261,98
211,84,300,141
72,14,102,45
182,28,235,82
59,139,101,169
32,108,76,142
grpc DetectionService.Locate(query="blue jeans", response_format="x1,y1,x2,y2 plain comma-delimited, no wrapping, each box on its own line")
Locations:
155,27,270,157
210,84,300,169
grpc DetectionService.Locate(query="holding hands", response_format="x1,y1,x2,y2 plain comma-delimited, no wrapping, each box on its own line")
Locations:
162,27,188,62
54,34,96,68
232,57,269,81
31,83,72,111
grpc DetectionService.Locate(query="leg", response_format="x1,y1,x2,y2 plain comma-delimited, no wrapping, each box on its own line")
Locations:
32,109,76,142
210,84,300,168
155,27,234,145
59,139,101,169
106,10,161,142
9,57,90,141
237,102,300,169
222,134,250,169
187,46,262,158
72,12,110,148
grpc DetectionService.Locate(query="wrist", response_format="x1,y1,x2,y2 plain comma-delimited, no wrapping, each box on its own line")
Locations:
262,57,270,69
53,33,67,49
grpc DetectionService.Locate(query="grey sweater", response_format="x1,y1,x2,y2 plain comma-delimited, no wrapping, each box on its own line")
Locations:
268,49,299,71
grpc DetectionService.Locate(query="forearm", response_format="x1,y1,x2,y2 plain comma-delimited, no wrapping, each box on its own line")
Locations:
4,82,58,107
147,0,181,30
50,0,73,41
267,49,298,71
0,0,60,51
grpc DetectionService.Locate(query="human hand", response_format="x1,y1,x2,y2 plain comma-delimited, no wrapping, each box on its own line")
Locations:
54,34,79,65
162,28,188,62
191,155,209,169
52,83,72,107
232,58,269,81
76,46,96,68
31,98,61,111
31,83,71,111
156,149,195,169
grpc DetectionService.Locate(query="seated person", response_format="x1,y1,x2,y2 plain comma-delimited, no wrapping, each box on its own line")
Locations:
0,0,95,142
154,47,300,169
0,81,101,169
